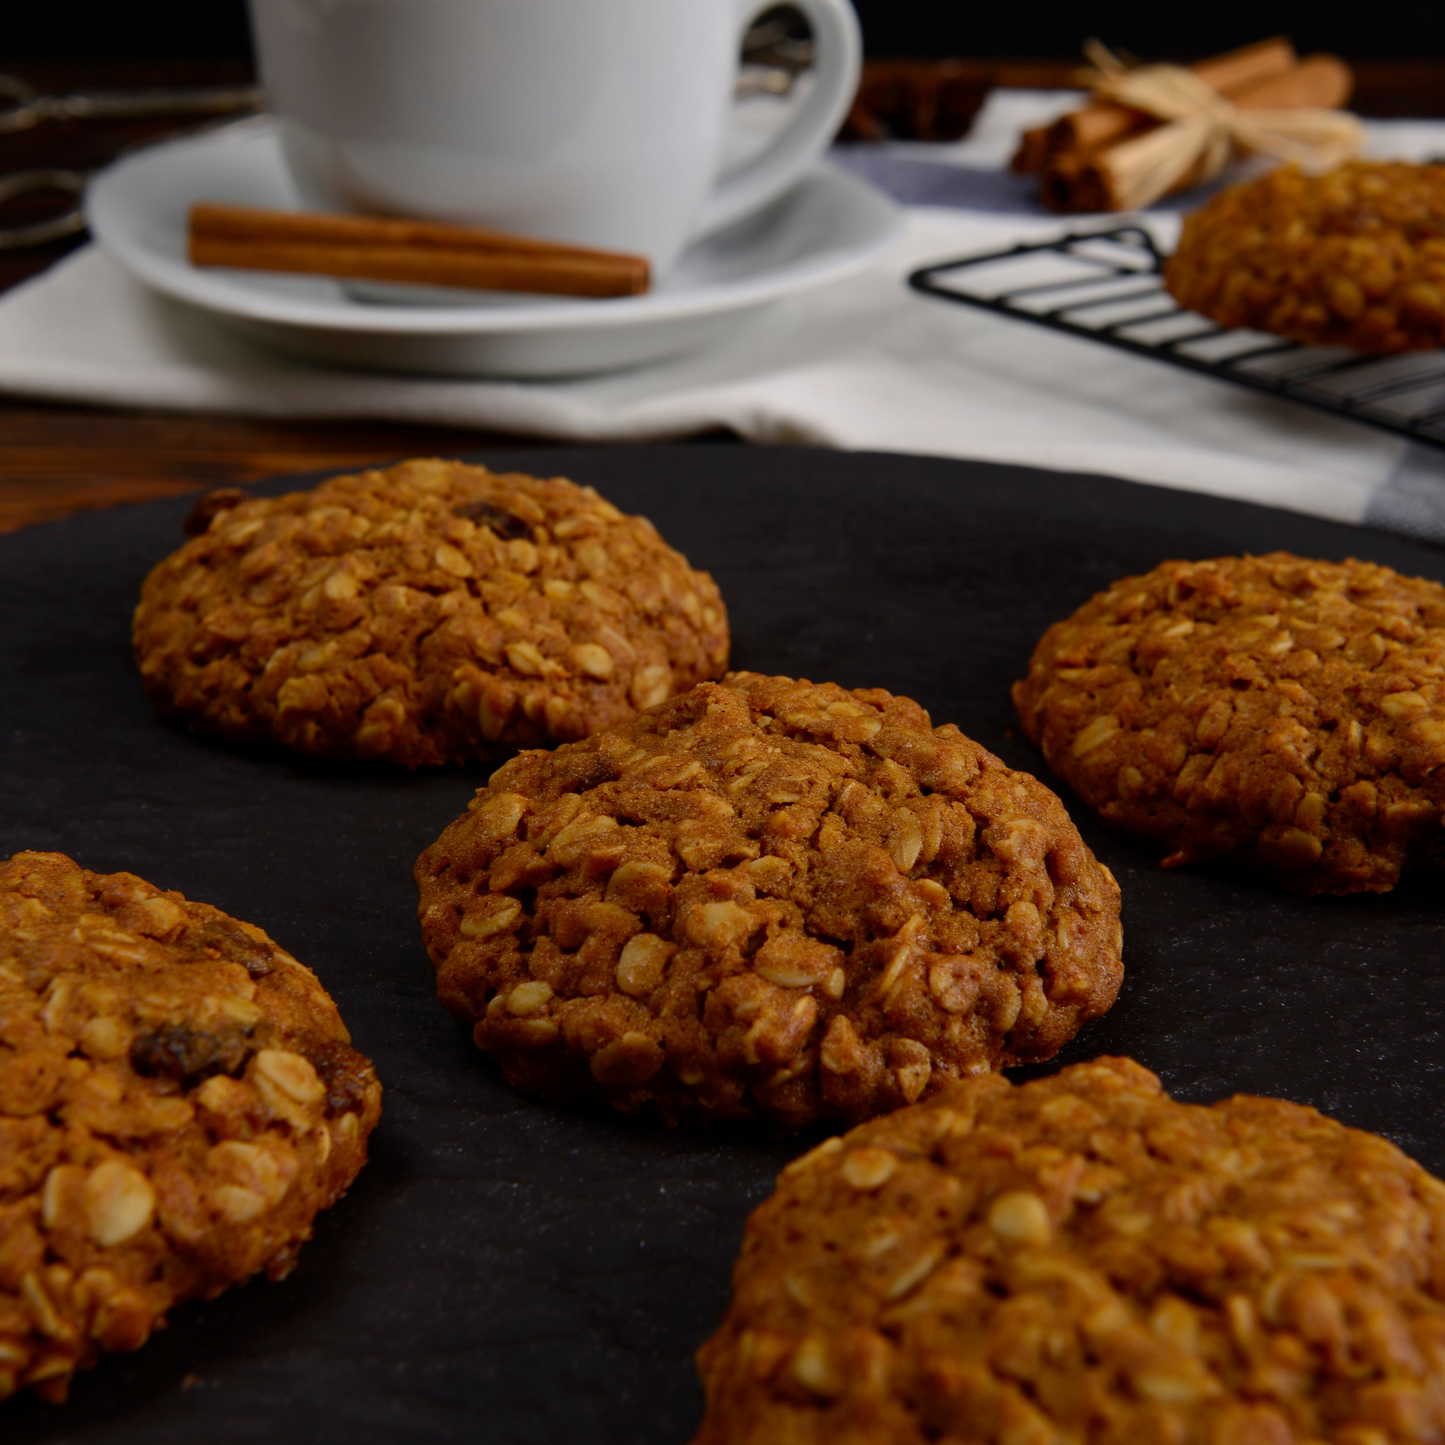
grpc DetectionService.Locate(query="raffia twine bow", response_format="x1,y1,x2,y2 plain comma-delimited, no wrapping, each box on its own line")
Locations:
1083,40,1364,210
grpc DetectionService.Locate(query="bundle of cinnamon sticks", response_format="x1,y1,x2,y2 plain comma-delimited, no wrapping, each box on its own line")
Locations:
1012,38,1355,212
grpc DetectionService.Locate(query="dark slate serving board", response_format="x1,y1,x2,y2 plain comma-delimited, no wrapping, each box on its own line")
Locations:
2,444,1442,1444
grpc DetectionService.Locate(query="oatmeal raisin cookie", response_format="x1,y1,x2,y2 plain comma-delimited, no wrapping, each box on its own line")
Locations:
0,851,381,1402
1165,161,1445,352
694,1056,1445,1445
133,458,729,765
415,673,1122,1131
1013,552,1445,893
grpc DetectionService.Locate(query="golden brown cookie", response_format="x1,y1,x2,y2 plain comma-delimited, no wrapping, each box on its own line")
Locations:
1013,552,1445,894
1165,161,1445,353
0,851,381,1403
414,673,1122,1131
133,458,729,765
693,1056,1445,1445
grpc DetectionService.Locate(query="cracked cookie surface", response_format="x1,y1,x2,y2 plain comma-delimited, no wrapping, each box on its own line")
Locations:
1013,552,1445,894
1165,162,1445,353
414,673,1122,1131
693,1056,1445,1445
0,851,381,1403
133,458,729,765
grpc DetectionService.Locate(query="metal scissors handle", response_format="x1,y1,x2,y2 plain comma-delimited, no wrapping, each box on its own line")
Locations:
0,169,89,249
0,74,263,136
0,76,264,249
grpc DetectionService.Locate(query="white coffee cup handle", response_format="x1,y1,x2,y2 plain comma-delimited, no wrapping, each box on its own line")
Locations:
692,0,862,238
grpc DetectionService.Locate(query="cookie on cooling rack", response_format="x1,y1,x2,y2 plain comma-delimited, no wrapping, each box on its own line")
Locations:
692,1055,1445,1445
133,458,730,766
0,850,381,1402
1013,551,1445,894
1165,160,1445,352
414,672,1123,1131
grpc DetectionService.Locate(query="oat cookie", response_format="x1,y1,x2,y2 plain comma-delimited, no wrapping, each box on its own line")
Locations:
1165,161,1445,353
1013,552,1445,894
414,673,1122,1131
133,458,729,765
0,851,381,1402
694,1056,1445,1445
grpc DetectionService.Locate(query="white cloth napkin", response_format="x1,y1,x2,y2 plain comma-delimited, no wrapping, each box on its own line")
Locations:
2,91,1445,540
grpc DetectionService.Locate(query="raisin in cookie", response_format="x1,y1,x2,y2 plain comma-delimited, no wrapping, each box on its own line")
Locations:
0,851,381,1402
694,1056,1445,1445
1013,552,1445,894
415,673,1122,1131
1165,161,1445,353
133,458,729,765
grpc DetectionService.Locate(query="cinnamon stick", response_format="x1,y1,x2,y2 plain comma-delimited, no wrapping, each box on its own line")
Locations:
1012,36,1297,173
1040,150,1105,212
188,204,651,298
1012,126,1054,174
1220,51,1353,112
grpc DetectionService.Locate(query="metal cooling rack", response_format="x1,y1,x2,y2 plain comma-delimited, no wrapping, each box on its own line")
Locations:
909,225,1445,453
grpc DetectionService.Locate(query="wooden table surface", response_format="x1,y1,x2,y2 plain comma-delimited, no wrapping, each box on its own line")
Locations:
1,56,1442,534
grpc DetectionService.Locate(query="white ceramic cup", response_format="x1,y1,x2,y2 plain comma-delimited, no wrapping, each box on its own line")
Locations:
247,0,862,275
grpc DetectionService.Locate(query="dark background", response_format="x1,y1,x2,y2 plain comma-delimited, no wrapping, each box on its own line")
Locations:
1,0,1436,62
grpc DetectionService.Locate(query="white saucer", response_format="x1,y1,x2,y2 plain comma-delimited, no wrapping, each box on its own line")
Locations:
85,119,903,378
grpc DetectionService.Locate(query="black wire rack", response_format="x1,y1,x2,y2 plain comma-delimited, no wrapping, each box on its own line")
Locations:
909,225,1445,453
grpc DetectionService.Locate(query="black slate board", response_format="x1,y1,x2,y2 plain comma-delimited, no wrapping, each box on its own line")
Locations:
2,444,1443,1444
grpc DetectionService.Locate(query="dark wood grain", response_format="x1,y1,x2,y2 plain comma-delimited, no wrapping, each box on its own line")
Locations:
0,403,536,533
0,55,1442,534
